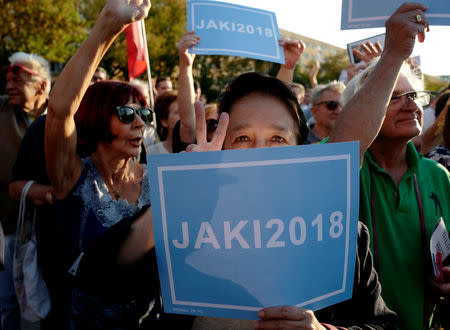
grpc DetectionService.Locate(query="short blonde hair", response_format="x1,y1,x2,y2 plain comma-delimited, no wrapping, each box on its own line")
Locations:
9,52,51,96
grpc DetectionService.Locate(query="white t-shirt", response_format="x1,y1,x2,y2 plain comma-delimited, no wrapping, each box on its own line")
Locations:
147,141,169,154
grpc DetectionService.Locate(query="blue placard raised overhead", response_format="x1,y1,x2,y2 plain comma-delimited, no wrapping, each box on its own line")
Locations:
341,0,450,29
187,0,285,64
147,142,360,320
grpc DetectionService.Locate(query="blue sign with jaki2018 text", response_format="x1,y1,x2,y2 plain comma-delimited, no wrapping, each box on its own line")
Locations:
147,142,360,320
147,142,359,319
187,0,285,64
341,0,450,29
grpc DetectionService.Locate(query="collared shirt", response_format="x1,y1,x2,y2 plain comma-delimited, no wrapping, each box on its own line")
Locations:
359,142,450,330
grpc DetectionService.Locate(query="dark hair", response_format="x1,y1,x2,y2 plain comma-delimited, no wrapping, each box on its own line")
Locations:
155,76,171,89
435,91,450,118
217,72,308,144
154,90,177,140
75,80,146,156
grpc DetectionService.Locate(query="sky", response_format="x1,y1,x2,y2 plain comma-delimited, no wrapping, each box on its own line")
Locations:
216,0,450,77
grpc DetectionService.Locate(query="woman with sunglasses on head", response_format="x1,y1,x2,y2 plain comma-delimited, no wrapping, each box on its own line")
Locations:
44,1,169,328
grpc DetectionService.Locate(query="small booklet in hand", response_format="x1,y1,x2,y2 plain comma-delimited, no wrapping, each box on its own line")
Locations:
430,217,450,282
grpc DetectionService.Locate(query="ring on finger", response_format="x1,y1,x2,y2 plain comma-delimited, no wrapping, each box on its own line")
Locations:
415,14,423,24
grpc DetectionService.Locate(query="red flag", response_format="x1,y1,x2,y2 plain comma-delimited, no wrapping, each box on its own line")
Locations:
125,21,147,81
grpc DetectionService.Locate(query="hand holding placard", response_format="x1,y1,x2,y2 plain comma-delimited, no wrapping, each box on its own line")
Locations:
384,3,429,62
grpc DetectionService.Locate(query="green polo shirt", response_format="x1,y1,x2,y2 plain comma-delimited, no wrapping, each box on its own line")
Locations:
360,142,450,330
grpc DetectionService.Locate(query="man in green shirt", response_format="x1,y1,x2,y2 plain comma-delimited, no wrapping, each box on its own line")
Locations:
339,35,450,330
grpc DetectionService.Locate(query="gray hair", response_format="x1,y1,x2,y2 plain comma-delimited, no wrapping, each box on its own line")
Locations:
9,52,51,96
311,81,346,105
341,57,424,108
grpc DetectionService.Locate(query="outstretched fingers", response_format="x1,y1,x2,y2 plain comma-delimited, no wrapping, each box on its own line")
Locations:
210,112,229,149
194,101,207,144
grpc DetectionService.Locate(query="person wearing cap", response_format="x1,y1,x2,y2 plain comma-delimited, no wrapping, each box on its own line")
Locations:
0,51,51,329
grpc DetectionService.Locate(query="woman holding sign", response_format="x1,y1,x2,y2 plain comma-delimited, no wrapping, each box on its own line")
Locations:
183,2,434,329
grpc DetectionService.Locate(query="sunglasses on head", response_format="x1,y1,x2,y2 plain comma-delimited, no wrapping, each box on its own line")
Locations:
3,64,45,81
116,105,153,124
206,119,218,132
315,100,340,111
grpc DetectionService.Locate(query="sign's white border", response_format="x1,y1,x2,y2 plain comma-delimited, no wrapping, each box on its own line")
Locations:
346,0,450,23
189,2,281,60
157,154,352,311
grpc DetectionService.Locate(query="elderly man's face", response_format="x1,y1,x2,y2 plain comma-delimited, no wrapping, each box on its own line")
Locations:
5,64,42,111
311,89,342,131
379,74,423,141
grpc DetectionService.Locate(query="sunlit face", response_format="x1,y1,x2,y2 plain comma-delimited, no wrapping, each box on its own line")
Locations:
378,74,423,141
223,93,298,150
311,89,342,132
161,100,180,136
5,65,42,110
156,80,172,97
107,101,146,158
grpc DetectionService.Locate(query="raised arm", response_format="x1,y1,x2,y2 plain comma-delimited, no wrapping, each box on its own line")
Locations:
177,31,200,144
328,2,429,166
276,39,305,84
309,60,320,89
45,0,151,199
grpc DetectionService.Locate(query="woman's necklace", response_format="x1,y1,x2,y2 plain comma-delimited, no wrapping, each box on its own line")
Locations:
93,157,142,202
104,180,121,200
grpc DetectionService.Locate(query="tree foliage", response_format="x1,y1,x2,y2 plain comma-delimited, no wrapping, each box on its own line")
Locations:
0,0,86,90
0,0,352,100
0,0,85,62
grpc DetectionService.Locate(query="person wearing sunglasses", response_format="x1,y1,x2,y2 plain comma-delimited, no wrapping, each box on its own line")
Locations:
340,35,450,330
0,51,51,330
305,81,346,144
43,1,171,328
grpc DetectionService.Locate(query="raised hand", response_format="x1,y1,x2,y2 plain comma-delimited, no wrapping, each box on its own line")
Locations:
279,39,305,70
254,306,326,330
102,0,151,29
352,41,383,64
178,31,200,67
384,2,429,61
309,60,320,88
186,102,229,152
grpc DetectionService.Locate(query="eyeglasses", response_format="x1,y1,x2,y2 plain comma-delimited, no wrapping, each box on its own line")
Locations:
206,119,218,133
315,100,341,111
116,105,153,124
3,64,45,81
389,90,431,108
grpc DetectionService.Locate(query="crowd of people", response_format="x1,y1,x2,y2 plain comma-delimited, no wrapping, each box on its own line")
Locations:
0,0,449,329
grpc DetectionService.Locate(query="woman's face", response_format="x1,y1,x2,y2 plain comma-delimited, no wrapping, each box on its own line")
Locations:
107,101,146,158
161,100,180,136
223,93,298,150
